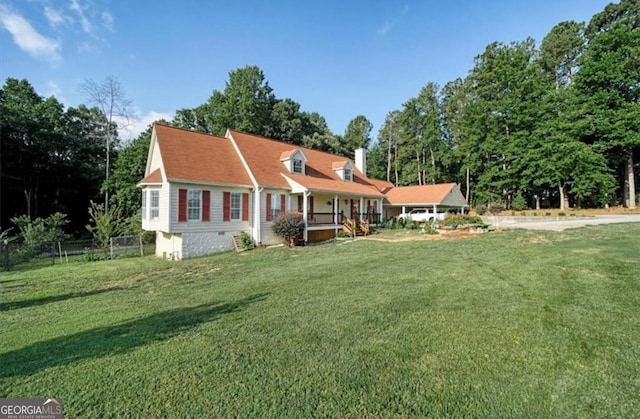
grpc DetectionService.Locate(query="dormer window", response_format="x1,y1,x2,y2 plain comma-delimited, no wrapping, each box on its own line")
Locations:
281,148,307,175
332,160,354,181
292,159,303,174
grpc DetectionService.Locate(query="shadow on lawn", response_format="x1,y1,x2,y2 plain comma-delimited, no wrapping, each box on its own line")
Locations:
0,293,269,378
0,288,126,312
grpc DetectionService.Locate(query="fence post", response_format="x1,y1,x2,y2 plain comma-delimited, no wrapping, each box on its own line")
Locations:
110,237,113,260
139,235,144,257
51,242,56,265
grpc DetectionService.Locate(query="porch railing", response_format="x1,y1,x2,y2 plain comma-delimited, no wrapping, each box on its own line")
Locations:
306,212,382,225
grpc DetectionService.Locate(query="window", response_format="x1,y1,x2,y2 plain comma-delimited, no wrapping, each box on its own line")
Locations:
292,159,303,174
188,190,201,220
344,168,352,181
142,190,147,220
230,192,242,220
271,193,282,220
150,190,160,220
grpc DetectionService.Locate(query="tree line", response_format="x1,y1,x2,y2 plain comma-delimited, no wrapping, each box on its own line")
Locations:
1,0,637,238
368,0,639,210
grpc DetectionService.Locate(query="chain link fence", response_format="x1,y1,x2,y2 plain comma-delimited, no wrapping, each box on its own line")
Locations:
2,235,146,271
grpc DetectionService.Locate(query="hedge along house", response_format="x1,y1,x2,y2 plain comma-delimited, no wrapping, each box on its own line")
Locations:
382,183,469,219
138,124,385,259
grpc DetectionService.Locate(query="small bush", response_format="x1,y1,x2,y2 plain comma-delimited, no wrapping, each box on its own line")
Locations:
439,214,484,230
272,212,305,246
512,193,527,211
475,204,488,215
488,203,504,214
405,220,419,230
239,231,253,250
558,212,566,217
545,212,551,216
532,212,538,216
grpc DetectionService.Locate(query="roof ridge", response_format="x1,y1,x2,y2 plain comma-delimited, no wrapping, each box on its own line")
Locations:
154,122,228,141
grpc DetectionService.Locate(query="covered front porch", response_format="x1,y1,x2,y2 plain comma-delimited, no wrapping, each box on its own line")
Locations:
292,192,383,243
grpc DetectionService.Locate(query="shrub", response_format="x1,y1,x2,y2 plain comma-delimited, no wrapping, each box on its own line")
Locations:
558,212,566,216
239,231,253,250
86,201,122,254
475,204,488,215
512,193,527,211
11,213,69,256
405,220,419,230
272,212,305,246
545,212,551,216
488,203,504,214
438,214,484,230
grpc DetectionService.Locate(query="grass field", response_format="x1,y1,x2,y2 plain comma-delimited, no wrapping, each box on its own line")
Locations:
1,224,639,417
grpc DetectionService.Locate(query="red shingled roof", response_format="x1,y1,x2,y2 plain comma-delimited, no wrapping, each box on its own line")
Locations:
154,124,253,186
369,178,395,194
385,183,457,205
139,168,162,184
228,130,380,194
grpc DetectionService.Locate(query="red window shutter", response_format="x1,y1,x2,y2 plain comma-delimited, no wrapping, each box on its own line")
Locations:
223,192,230,222
178,189,187,222
297,195,303,212
242,193,249,221
309,196,314,216
266,193,272,221
202,190,210,222
373,200,378,211
280,194,286,214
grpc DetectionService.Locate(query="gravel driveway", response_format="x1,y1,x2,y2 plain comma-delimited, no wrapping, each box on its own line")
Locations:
481,214,640,232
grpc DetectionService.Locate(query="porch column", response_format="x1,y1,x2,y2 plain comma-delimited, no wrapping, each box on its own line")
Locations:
254,188,263,244
333,195,339,225
303,191,310,243
359,197,364,219
433,204,437,220
402,205,406,215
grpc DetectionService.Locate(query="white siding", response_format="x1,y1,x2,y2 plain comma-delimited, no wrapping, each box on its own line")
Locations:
260,188,290,245
141,183,171,233
168,183,252,234
155,231,182,259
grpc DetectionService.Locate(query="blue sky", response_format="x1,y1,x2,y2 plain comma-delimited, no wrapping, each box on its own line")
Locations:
1,0,612,141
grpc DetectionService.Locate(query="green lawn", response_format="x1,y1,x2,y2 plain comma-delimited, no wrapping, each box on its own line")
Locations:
1,224,639,417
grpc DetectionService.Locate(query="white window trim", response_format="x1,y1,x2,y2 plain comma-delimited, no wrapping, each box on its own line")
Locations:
142,190,147,220
188,189,201,221
230,192,242,221
271,193,282,220
150,190,160,221
292,159,303,174
344,168,352,181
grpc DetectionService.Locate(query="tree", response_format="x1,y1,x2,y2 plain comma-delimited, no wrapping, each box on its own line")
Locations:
577,0,640,208
81,76,133,211
377,111,401,184
104,125,153,219
540,21,585,89
342,115,373,158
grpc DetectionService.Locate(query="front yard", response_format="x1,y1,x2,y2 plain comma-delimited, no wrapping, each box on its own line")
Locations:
1,224,639,417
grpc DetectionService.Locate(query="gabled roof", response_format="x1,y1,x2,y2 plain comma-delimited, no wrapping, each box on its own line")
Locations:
139,168,162,184
228,130,377,193
285,174,384,197
385,183,461,205
369,178,395,194
331,160,352,170
154,124,253,186
279,148,307,161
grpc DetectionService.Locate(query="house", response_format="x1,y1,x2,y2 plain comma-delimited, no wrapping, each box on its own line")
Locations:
383,183,468,219
138,124,468,259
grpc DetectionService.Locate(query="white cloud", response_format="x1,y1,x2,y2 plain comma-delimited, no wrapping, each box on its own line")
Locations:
0,2,62,64
376,5,409,37
101,10,113,31
376,21,394,37
115,111,174,143
69,0,92,34
44,6,69,28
